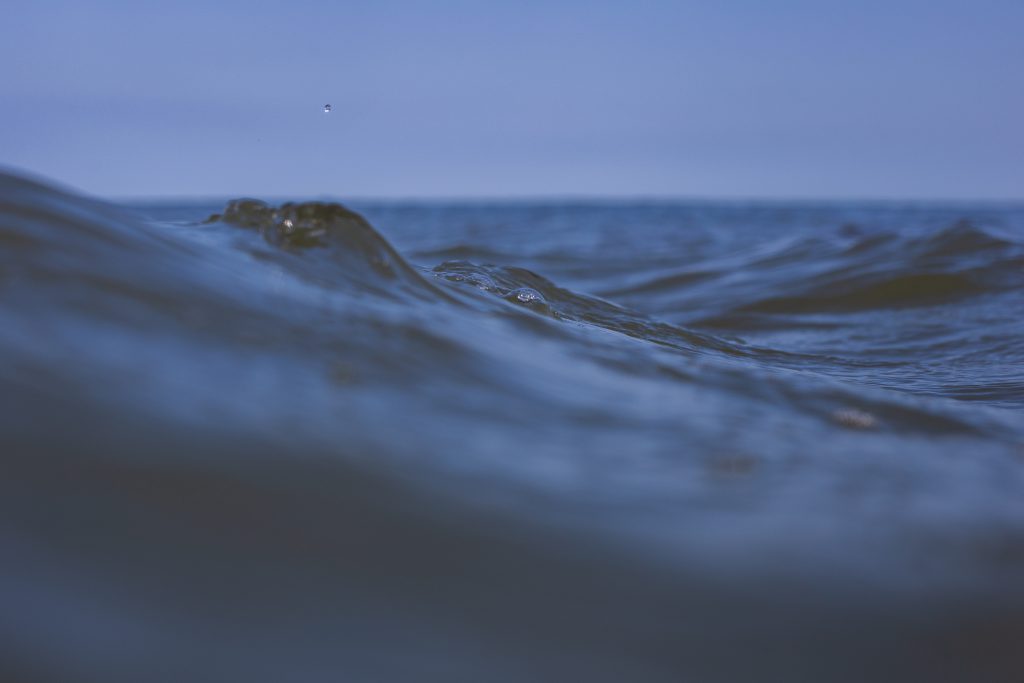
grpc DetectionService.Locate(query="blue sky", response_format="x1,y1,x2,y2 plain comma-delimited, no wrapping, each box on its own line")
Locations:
3,0,1022,199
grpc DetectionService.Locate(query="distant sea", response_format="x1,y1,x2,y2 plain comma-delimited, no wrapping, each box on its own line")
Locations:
3,169,1024,681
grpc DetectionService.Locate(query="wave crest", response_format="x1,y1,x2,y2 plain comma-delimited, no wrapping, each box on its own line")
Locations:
207,199,448,300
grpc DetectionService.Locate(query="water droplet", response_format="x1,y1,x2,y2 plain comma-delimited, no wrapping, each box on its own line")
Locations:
323,104,332,113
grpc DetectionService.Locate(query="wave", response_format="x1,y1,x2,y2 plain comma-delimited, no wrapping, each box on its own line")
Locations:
3,170,1024,682
739,271,984,313
738,223,1020,313
207,198,453,301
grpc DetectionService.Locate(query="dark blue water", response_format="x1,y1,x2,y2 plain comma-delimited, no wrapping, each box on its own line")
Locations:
3,169,1024,681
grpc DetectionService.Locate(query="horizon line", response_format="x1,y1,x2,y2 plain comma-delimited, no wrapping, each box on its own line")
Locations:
117,191,1024,207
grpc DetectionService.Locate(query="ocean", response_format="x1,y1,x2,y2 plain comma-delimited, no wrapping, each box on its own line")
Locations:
2,168,1023,681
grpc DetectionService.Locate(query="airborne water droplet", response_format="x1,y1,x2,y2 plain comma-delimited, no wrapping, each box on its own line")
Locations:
323,104,332,113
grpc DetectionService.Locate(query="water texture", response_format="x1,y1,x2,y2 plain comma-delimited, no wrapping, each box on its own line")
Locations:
2,169,1024,681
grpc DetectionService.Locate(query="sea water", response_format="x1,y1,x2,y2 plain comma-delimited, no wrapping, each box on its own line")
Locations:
2,170,1024,681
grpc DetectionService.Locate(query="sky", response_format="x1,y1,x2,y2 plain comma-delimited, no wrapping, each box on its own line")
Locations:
2,0,1022,199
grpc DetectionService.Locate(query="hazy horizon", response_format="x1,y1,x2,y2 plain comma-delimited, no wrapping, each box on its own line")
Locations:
9,165,1024,206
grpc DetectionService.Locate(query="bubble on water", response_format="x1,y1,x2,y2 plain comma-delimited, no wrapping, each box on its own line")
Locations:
507,287,545,305
323,104,332,113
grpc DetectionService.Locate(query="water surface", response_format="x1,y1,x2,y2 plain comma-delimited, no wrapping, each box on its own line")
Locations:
3,170,1024,681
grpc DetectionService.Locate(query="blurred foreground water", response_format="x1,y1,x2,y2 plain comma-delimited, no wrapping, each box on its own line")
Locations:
2,169,1024,681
